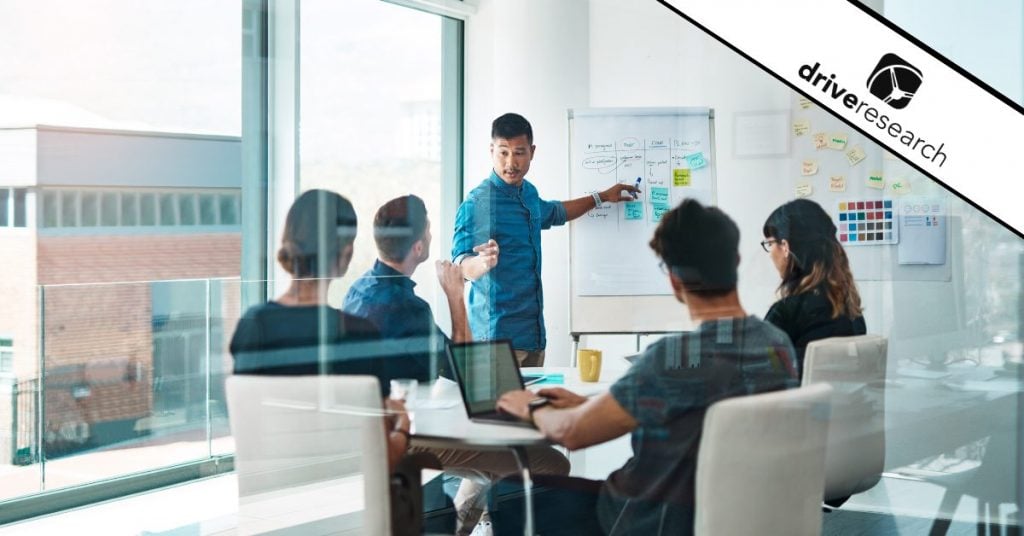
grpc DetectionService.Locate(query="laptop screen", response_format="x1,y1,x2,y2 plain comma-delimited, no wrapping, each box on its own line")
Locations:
447,340,524,415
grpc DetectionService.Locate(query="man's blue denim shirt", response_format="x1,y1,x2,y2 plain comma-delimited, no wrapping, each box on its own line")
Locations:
342,259,450,380
452,171,567,351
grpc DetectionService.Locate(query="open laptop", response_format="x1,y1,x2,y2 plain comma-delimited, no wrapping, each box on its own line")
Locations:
446,340,535,428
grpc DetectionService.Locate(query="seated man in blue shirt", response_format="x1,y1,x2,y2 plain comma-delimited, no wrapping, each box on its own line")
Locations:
453,113,640,366
344,195,568,536
491,199,799,536
344,194,472,380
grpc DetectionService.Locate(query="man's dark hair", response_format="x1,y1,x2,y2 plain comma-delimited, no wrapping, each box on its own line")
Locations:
491,113,533,144
649,198,740,297
374,195,428,263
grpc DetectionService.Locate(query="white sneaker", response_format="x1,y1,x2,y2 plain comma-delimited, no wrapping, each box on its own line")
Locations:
469,520,493,536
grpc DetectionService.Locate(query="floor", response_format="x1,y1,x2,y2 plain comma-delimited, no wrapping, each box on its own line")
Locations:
2,472,1020,535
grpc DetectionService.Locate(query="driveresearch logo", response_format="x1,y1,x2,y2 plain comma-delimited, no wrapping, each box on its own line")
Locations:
866,53,923,109
798,58,947,167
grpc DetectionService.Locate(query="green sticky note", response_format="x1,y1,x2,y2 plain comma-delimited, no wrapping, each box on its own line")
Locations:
624,202,643,220
673,168,691,186
650,187,669,203
685,152,707,170
651,203,669,222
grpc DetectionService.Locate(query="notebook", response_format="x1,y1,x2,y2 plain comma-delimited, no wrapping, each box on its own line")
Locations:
446,340,535,428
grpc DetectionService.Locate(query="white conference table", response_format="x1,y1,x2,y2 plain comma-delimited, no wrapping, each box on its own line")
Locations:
408,365,624,535
410,366,616,448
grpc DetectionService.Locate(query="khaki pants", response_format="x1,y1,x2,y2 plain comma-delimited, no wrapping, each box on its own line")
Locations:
413,443,568,535
513,349,545,367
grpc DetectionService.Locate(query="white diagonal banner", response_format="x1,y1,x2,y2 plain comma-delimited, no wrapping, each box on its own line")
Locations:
658,0,1024,236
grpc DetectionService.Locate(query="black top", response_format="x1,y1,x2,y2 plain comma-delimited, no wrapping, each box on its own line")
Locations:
230,302,395,396
765,287,866,376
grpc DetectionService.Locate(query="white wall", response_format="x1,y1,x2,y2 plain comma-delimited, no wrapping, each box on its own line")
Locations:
466,0,796,365
464,0,590,365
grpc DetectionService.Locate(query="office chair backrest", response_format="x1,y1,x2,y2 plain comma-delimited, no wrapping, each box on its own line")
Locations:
695,383,832,536
226,375,390,535
803,334,888,500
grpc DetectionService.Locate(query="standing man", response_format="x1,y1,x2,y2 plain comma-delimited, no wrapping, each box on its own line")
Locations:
453,112,639,365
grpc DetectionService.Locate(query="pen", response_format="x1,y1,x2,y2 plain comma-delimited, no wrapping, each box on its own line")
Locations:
633,177,641,199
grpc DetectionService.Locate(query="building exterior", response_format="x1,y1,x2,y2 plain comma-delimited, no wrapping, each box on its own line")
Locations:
0,125,241,463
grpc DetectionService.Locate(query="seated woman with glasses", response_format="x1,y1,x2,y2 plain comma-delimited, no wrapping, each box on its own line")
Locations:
760,199,866,376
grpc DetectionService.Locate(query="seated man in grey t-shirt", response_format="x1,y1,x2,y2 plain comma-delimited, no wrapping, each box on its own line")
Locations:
491,199,799,536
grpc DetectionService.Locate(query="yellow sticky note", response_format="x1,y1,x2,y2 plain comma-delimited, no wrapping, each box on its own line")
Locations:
829,175,847,192
827,133,848,150
792,119,811,136
866,171,885,190
839,202,847,211
889,178,910,194
846,145,867,166
795,181,813,198
798,97,813,109
673,168,691,186
801,160,818,176
812,132,828,150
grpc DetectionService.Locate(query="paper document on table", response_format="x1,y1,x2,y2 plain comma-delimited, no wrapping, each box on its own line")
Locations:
412,399,460,410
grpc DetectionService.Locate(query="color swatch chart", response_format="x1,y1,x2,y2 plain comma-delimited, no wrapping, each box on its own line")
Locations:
836,199,899,246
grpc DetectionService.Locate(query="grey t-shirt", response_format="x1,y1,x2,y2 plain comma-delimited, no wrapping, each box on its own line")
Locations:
597,315,798,535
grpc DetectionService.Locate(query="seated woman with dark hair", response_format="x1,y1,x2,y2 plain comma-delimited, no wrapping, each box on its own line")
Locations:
229,189,410,469
761,198,867,376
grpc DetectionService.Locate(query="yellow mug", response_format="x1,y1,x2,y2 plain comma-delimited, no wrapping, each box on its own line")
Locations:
578,349,603,382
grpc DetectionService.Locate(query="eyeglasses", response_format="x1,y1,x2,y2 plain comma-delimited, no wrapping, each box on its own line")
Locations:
760,239,778,253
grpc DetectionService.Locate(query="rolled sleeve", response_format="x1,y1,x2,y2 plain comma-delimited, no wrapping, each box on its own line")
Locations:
541,199,568,229
452,198,478,260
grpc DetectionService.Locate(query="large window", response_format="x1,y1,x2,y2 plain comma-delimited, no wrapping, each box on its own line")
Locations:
0,188,27,228
38,189,241,230
0,0,243,516
0,0,462,523
298,0,450,312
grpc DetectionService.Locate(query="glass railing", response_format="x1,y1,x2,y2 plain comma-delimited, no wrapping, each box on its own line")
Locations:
1,277,245,503
0,272,452,510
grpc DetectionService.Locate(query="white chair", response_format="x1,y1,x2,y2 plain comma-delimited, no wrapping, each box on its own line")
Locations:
803,334,888,502
695,383,833,536
226,375,391,535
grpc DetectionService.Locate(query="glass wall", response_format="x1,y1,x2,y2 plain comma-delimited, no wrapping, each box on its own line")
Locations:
297,0,447,315
0,0,461,525
0,0,242,510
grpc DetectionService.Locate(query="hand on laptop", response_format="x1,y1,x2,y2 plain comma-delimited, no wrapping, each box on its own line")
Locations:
536,387,587,409
496,390,543,421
